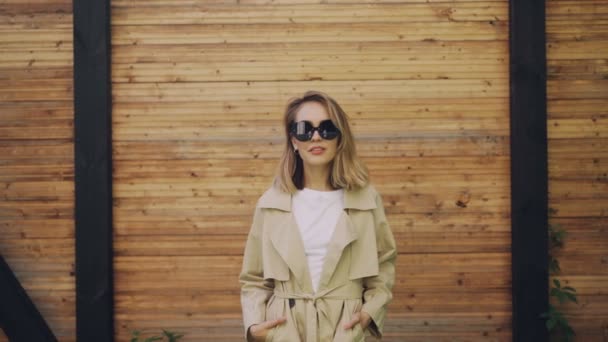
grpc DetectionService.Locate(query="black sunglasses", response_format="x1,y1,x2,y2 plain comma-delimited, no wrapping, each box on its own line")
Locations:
290,119,341,142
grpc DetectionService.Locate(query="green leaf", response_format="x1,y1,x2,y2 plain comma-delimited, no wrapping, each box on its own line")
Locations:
162,330,184,342
130,330,141,342
565,292,578,304
553,278,561,288
549,258,561,274
562,286,576,292
143,337,162,342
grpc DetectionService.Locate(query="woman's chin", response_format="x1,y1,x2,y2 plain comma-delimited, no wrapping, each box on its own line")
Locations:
302,157,333,168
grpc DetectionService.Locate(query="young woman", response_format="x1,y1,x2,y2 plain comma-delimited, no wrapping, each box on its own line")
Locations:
239,90,397,342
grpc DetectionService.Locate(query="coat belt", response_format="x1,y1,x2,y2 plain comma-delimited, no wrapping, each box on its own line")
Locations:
273,282,363,342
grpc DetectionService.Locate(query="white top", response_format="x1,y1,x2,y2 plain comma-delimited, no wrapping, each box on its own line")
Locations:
292,187,344,293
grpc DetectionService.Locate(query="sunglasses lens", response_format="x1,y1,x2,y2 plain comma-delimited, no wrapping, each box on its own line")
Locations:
293,121,313,141
318,120,339,140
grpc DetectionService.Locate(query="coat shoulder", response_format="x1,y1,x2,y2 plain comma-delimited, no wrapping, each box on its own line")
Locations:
256,185,291,211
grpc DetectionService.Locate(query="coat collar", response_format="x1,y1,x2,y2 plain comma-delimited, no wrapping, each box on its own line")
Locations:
257,183,377,211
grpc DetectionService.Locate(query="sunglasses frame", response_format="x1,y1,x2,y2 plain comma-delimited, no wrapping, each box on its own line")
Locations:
290,119,341,142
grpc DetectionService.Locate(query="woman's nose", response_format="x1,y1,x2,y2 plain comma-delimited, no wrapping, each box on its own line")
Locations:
311,130,322,141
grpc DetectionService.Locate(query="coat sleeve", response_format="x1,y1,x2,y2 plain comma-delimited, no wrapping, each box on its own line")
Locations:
361,191,397,338
239,206,274,337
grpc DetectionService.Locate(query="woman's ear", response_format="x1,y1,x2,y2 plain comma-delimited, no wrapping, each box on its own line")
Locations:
290,136,298,151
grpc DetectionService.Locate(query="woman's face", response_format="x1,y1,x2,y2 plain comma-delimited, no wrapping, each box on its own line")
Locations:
291,101,339,170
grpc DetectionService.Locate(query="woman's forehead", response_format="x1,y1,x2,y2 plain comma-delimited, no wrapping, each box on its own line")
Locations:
295,101,329,122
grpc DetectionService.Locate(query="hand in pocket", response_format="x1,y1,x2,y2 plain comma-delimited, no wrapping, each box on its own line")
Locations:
247,317,287,342
343,310,371,331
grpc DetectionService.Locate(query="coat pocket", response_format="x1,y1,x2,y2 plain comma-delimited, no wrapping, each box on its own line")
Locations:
264,295,280,342
333,299,365,342
264,297,301,342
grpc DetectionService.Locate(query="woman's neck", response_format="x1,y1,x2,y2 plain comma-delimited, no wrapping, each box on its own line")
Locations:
303,165,332,191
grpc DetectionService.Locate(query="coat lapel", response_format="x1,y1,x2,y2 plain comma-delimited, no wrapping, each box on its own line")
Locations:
268,212,314,292
316,210,358,290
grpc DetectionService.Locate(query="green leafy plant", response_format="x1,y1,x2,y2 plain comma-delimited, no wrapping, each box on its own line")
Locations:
130,329,184,342
540,208,578,342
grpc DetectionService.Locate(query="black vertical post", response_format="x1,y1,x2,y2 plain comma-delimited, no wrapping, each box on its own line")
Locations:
509,0,549,340
73,0,114,340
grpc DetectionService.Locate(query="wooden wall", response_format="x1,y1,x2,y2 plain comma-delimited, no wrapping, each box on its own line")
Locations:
546,0,608,340
111,0,512,341
0,0,604,341
0,0,75,341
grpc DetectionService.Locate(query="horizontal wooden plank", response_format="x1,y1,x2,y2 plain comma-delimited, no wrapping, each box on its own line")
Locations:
113,41,508,64
0,239,74,258
111,0,509,8
111,230,510,255
114,210,510,236
0,2,71,14
114,313,512,342
0,139,72,160
549,138,608,158
0,79,72,101
0,40,72,52
0,164,72,182
111,176,510,193
548,217,606,234
112,22,507,45
112,3,507,25
549,161,606,179
550,179,608,199
0,101,72,119
548,79,608,99
113,138,509,161
112,97,508,120
548,59,608,80
1,222,73,242
548,117,608,138
0,201,72,219
547,1,608,16
548,198,608,217
0,118,74,129
0,15,72,29
548,98,608,117
114,156,508,176
115,291,511,312
112,61,508,82
112,80,507,103
113,117,509,140
547,40,608,59
0,29,71,45
0,181,72,200
546,30,608,43
115,253,510,273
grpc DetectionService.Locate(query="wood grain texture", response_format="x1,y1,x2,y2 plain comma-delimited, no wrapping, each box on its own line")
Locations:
110,0,512,341
546,0,608,340
0,1,75,341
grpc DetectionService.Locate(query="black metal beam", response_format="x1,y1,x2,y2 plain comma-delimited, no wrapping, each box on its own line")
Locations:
73,0,114,340
0,255,58,341
509,0,549,340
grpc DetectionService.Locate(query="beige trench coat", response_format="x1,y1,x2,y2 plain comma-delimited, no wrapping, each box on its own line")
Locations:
239,184,397,342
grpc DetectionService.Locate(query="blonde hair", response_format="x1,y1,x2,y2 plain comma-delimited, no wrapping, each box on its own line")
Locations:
273,90,369,193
